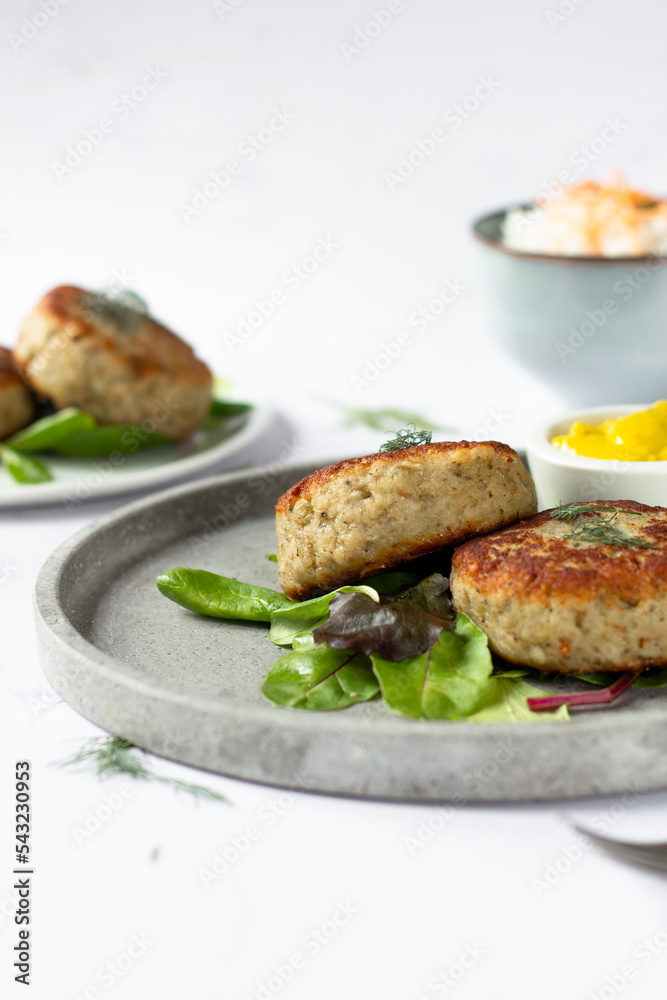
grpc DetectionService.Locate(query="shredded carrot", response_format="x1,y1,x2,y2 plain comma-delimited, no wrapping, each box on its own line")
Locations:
505,175,667,256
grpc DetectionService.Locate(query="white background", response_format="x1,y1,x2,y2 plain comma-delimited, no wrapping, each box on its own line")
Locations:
3,1,667,997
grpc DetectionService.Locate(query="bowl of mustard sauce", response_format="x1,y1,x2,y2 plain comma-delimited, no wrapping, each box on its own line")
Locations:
526,402,667,508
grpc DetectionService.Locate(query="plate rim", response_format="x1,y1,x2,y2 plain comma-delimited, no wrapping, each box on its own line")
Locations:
0,396,273,508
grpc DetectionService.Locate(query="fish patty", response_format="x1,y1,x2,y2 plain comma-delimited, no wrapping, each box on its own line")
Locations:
276,440,537,600
450,500,667,673
15,286,212,440
0,346,34,440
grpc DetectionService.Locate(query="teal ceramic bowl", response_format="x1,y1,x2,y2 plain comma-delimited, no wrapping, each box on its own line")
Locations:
472,208,667,405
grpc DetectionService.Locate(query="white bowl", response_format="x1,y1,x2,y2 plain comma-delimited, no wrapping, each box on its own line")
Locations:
525,404,667,509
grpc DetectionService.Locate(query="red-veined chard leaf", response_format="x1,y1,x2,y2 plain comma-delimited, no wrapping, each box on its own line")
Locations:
313,573,454,661
268,584,380,647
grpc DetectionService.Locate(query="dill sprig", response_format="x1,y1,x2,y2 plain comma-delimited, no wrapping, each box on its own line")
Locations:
80,290,148,332
56,736,229,803
380,424,433,452
325,402,447,432
549,503,657,550
569,521,657,549
550,502,640,523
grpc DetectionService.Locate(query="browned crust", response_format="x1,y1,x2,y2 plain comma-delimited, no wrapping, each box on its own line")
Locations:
0,346,25,388
32,286,203,381
276,440,520,514
451,500,667,604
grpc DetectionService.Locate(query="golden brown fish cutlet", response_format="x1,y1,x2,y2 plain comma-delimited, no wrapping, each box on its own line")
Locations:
276,440,537,600
15,285,212,440
0,346,34,440
450,500,667,674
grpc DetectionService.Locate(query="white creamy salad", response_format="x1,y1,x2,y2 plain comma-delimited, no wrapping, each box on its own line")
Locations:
502,179,667,257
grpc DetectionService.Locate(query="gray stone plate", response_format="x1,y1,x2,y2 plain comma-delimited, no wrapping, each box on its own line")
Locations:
34,462,667,802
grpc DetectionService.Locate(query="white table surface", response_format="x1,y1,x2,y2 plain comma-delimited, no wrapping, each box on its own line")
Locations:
4,1,667,997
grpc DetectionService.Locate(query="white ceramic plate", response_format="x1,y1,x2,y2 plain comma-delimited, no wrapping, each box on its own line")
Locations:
0,394,273,509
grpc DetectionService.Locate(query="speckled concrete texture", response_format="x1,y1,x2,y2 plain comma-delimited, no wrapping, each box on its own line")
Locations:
34,461,667,801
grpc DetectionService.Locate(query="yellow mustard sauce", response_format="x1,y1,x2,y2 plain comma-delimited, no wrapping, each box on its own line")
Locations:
551,401,667,461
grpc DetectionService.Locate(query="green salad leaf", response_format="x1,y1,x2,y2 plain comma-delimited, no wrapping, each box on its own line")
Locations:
7,407,96,452
361,570,423,594
153,564,614,722
466,676,570,723
156,568,293,621
262,640,380,710
0,444,52,484
370,614,494,719
634,670,667,688
2,397,253,484
268,584,380,647
209,399,253,419
50,425,172,457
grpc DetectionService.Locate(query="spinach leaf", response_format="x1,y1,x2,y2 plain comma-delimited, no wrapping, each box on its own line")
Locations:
634,669,667,688
209,399,253,419
7,406,172,458
268,585,380,647
0,444,52,484
156,568,293,621
361,569,423,594
262,641,380,710
51,426,172,457
8,407,96,452
370,613,493,719
202,399,253,430
313,573,454,661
